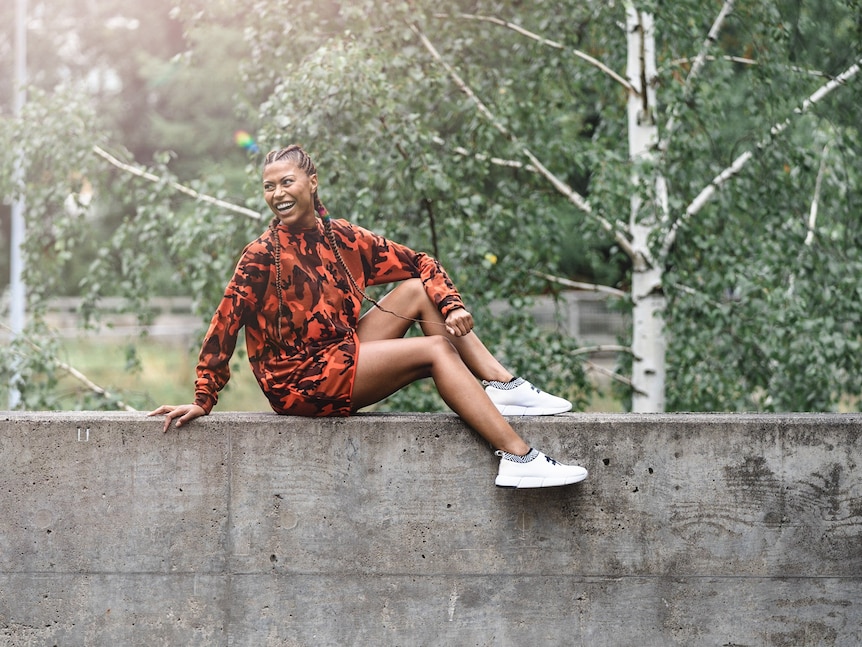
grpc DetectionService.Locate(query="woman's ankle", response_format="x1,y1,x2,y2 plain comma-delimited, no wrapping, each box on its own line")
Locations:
497,440,531,456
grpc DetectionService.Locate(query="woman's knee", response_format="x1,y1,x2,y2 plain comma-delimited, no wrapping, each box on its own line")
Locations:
425,334,459,359
395,277,427,303
387,278,428,304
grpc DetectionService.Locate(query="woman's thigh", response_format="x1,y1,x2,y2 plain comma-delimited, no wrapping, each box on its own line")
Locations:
351,336,453,410
357,279,442,342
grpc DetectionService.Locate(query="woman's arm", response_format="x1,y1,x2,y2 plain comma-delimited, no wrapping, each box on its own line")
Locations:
150,241,265,429
194,241,270,411
343,220,465,317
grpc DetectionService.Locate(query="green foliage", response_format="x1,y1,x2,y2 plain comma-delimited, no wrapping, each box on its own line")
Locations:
653,0,862,411
2,0,861,412
665,117,862,411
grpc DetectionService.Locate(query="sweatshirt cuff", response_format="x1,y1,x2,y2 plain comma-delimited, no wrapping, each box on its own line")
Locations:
194,393,216,415
439,297,465,318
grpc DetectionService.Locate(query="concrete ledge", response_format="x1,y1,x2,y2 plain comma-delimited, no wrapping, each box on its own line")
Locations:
1,411,860,646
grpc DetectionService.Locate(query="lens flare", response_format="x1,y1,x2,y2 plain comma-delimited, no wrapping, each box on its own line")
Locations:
234,130,259,153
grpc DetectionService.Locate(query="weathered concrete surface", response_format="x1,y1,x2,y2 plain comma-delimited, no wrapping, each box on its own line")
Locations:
0,411,859,646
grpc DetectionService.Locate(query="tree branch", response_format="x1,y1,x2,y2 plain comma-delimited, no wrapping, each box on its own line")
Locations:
661,0,735,158
805,144,829,246
409,23,638,260
683,0,736,91
92,145,264,221
669,54,755,67
661,56,862,259
529,270,628,299
431,136,537,171
572,344,632,357
57,359,137,412
2,323,137,411
666,55,830,79
583,359,644,394
432,12,636,94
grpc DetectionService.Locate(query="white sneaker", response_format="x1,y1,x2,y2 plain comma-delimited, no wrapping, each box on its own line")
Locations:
484,377,572,415
495,449,588,488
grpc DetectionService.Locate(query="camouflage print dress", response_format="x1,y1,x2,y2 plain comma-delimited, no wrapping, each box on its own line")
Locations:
193,218,465,417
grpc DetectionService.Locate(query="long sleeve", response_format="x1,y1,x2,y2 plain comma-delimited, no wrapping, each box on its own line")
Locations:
332,220,465,317
193,243,267,413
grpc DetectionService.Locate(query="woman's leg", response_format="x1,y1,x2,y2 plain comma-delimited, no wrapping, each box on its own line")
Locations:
357,278,513,383
352,280,587,488
350,335,530,456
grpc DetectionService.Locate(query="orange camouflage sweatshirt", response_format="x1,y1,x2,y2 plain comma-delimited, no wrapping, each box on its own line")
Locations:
194,217,465,417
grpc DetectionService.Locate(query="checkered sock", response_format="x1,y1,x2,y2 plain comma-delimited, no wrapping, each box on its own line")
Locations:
497,447,540,463
483,377,526,390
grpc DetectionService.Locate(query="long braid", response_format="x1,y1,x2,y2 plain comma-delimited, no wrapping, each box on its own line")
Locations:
264,145,445,332
269,216,285,340
320,212,423,324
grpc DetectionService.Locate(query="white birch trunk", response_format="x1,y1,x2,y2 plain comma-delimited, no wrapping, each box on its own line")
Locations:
626,6,666,412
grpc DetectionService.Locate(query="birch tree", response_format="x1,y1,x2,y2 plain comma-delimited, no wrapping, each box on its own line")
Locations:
2,0,861,412
242,0,861,411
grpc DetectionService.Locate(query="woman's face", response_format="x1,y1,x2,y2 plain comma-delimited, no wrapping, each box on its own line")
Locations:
263,159,319,229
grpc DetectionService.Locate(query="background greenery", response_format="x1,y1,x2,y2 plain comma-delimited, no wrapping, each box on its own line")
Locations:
1,0,860,412
50,335,624,413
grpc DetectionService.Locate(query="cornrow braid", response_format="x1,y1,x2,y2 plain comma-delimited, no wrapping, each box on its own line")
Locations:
264,144,445,338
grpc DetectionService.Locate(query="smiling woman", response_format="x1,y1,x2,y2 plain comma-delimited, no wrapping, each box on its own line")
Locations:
150,144,587,489
262,153,319,230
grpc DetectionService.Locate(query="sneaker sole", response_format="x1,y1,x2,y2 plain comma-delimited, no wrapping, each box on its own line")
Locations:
493,403,573,416
495,472,588,488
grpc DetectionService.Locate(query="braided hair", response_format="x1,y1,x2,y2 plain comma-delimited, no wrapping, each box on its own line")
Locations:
264,145,415,340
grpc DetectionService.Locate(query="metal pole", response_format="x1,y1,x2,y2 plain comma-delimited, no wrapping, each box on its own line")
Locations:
9,0,27,408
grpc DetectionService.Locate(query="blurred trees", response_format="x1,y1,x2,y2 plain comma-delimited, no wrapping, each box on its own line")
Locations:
1,0,860,412
0,0,255,292
0,0,184,161
0,0,262,408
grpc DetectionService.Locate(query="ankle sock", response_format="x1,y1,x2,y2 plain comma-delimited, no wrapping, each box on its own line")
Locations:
497,447,540,463
483,377,526,390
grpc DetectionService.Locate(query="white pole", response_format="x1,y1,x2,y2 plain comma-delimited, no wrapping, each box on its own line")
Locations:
9,0,27,408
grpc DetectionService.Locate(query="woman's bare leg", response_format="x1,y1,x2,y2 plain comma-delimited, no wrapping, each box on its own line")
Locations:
357,279,514,383
351,281,587,488
350,335,530,456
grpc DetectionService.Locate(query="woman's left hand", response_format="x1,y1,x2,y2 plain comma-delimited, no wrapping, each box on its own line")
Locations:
444,308,474,337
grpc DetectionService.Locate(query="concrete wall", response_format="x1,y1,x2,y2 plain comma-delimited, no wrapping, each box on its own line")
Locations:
0,411,860,647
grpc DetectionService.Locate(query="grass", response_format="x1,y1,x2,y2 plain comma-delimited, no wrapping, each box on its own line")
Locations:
56,335,270,412
53,335,624,413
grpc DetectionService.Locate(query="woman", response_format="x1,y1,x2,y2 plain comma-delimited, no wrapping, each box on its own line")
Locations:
149,145,587,488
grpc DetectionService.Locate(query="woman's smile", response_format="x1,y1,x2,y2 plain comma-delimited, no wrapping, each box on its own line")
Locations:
263,159,318,228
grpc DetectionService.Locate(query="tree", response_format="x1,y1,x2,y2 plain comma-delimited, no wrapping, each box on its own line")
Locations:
240,0,862,411
0,0,260,408
2,0,861,412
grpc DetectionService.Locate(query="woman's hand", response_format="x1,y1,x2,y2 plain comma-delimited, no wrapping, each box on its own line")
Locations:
148,404,206,433
444,308,474,337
